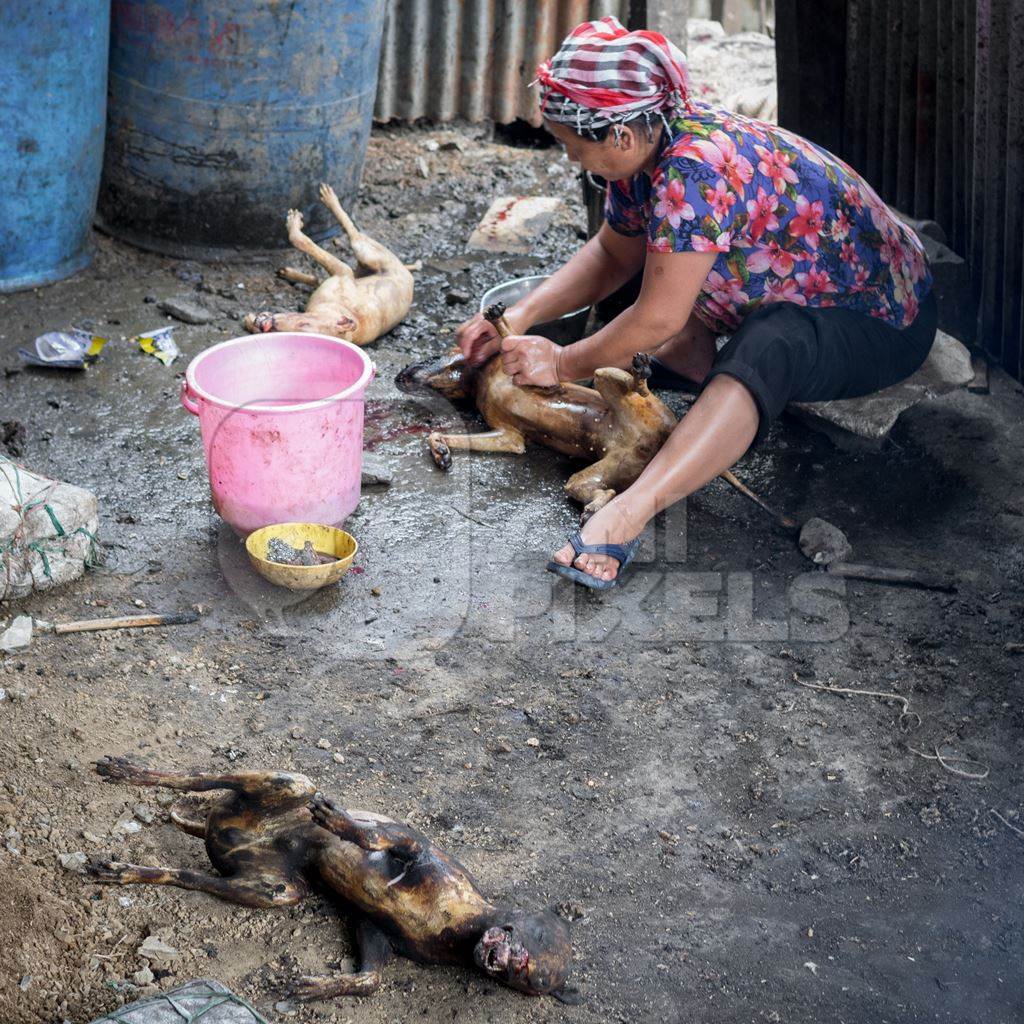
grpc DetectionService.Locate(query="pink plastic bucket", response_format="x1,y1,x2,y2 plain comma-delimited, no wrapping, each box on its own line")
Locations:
182,333,374,535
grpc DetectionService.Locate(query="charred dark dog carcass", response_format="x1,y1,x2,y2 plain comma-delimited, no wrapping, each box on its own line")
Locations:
244,182,414,346
86,756,577,1004
397,302,677,519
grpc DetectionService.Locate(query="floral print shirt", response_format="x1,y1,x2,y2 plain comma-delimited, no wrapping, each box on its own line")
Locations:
605,105,932,333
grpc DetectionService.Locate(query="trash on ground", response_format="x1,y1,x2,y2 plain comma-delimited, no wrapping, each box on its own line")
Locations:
18,329,107,369
467,195,562,253
799,517,852,565
157,296,216,325
0,614,33,652
1,456,99,600
87,978,270,1024
266,537,337,566
131,325,180,366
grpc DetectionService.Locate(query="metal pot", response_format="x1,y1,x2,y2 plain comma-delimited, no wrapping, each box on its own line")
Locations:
479,276,590,345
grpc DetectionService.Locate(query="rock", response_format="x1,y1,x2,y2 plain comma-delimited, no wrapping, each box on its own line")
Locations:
316,738,331,750
133,804,155,825
19,974,31,991
132,966,154,986
332,752,345,764
445,289,471,306
525,737,541,748
789,330,974,450
59,851,88,873
361,456,393,489
799,518,852,565
275,1000,298,1016
0,615,32,653
157,296,215,325
137,935,178,962
467,196,562,254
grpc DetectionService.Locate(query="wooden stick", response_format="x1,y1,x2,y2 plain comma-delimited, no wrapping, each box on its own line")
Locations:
826,562,957,592
44,612,200,636
719,469,799,533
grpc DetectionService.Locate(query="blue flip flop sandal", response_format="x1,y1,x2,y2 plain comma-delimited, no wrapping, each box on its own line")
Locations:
545,532,641,590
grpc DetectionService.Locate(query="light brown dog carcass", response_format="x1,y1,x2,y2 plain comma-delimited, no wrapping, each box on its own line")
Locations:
398,331,677,520
244,183,413,345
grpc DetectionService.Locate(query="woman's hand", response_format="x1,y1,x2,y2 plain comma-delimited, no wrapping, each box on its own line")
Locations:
500,334,562,387
455,313,501,366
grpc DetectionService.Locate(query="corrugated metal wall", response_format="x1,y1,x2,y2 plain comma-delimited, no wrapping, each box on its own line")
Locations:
779,0,1024,380
374,0,631,125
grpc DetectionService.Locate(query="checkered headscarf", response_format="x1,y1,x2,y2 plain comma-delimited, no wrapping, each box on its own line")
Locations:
534,17,691,139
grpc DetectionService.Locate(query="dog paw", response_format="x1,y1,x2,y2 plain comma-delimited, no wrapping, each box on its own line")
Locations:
86,858,131,883
318,182,337,206
286,208,304,233
309,793,346,833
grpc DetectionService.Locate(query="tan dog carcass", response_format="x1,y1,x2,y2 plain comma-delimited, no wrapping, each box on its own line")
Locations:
398,303,677,520
244,183,413,345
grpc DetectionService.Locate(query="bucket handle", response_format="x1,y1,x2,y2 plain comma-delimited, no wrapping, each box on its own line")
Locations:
180,380,200,416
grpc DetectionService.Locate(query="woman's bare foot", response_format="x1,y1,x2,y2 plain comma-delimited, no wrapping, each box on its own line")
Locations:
551,497,646,582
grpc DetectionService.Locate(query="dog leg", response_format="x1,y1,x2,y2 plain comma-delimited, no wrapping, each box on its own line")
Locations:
428,428,526,470
309,794,423,857
291,919,392,1001
94,756,315,807
86,860,306,908
277,266,320,287
318,182,404,275
168,799,208,838
286,209,353,279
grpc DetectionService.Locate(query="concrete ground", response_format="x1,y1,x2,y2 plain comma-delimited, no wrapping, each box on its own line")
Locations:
1,123,1023,1024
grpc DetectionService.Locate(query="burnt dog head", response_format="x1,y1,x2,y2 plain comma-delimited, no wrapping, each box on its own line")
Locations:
473,909,577,1002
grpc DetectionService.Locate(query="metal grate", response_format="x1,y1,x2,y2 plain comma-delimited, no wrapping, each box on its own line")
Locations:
778,0,1024,379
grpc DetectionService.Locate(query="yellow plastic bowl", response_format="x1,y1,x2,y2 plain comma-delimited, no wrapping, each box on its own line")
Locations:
245,522,358,591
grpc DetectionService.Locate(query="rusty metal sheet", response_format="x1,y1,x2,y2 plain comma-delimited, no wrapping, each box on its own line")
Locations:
374,0,631,126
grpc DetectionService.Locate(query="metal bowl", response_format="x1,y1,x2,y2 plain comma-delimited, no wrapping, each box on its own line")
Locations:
479,276,590,345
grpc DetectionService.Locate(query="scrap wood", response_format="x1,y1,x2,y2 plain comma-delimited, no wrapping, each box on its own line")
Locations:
826,561,957,592
36,611,199,635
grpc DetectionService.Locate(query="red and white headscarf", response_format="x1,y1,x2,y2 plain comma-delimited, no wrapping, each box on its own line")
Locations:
534,17,691,139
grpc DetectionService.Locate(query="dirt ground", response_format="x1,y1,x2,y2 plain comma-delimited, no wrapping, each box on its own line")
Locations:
1,120,1023,1024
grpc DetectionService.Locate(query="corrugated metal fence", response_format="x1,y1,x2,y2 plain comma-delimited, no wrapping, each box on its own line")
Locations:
374,0,631,125
778,0,1024,380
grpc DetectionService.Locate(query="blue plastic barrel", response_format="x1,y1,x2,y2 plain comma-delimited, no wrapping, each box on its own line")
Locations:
98,1,386,256
0,2,109,292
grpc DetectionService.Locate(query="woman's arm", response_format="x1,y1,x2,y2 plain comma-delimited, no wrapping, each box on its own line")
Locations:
456,223,644,365
512,223,645,326
501,248,717,385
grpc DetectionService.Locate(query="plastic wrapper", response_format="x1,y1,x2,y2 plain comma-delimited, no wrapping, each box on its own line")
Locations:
18,329,107,369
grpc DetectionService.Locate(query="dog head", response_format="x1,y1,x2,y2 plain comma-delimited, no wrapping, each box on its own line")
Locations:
473,909,578,1002
395,348,476,401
